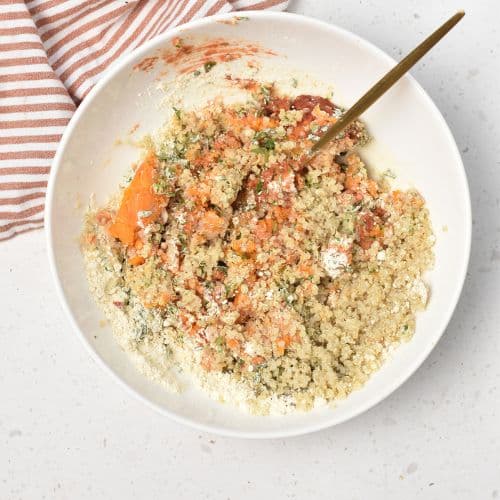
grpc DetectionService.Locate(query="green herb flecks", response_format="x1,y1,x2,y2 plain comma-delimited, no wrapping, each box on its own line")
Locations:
252,146,270,158
178,234,188,253
173,107,181,120
166,303,178,315
157,150,183,162
215,335,225,352
204,61,217,73
215,263,228,274
254,130,275,151
224,283,235,299
198,261,207,278
260,85,271,105
152,178,170,195
262,137,275,150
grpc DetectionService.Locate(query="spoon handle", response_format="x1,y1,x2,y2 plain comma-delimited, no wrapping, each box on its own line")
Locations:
311,10,465,153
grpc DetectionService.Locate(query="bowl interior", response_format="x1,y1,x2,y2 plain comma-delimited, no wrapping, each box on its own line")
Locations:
47,12,470,438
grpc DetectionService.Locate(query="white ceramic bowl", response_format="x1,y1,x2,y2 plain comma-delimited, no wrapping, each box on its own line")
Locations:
46,11,471,438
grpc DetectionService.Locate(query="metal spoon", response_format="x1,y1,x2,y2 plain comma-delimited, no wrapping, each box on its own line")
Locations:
310,11,465,155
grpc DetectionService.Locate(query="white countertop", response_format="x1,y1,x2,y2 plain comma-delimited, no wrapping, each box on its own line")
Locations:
2,1,499,498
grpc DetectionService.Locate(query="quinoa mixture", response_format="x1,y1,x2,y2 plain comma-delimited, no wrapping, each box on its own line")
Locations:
82,83,434,414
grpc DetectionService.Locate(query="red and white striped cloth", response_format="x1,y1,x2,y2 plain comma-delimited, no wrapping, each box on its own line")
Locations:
0,0,288,241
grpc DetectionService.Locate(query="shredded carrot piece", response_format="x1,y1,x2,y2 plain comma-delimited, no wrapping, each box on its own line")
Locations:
367,179,378,197
226,338,240,351
254,218,273,240
96,209,113,226
251,355,265,365
297,262,314,277
198,210,226,241
157,291,176,307
128,255,145,266
232,237,256,257
108,152,165,246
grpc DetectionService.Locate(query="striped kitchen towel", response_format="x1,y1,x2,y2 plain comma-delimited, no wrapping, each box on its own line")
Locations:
0,0,289,242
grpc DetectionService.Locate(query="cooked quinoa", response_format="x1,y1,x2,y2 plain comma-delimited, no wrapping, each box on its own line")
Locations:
82,83,434,414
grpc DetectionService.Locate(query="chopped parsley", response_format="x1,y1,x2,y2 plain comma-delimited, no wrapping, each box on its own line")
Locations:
178,234,188,253
224,283,235,298
153,179,170,194
173,107,181,120
255,178,264,195
157,151,183,162
262,137,275,150
215,263,228,274
260,85,271,104
166,304,178,315
204,61,217,73
254,130,275,150
215,336,225,352
251,146,270,158
198,261,206,277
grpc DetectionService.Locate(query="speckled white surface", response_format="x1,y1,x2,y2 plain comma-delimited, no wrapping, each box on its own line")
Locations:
1,1,499,498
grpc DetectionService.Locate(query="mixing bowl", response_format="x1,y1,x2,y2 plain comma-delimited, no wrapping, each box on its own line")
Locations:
46,11,471,438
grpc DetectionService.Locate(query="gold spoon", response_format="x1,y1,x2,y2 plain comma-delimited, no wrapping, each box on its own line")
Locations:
311,10,465,155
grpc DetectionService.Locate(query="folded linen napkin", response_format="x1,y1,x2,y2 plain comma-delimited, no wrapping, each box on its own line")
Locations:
0,0,289,241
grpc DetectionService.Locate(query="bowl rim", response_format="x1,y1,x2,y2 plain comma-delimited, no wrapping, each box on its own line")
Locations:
45,10,472,439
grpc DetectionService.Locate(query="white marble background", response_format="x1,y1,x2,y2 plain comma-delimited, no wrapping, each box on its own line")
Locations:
1,1,499,498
